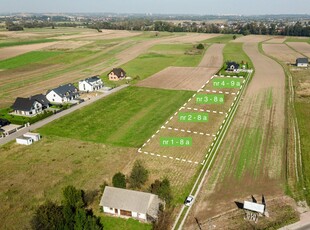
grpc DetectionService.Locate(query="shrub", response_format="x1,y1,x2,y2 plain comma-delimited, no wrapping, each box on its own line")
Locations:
196,43,205,50
129,160,149,189
112,172,126,188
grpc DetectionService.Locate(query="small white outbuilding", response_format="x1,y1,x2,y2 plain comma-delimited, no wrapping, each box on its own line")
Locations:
16,135,34,145
23,132,41,142
16,132,41,145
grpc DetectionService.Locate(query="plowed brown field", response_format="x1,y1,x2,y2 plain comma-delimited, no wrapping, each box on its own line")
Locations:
135,44,224,91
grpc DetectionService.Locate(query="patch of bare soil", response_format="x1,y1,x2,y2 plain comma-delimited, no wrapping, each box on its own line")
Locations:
287,42,310,58
264,36,287,44
135,43,224,90
43,41,92,50
0,42,59,61
135,66,217,91
232,35,272,43
263,43,302,63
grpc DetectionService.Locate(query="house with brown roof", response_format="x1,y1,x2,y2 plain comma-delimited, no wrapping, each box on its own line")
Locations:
99,186,160,222
108,68,126,81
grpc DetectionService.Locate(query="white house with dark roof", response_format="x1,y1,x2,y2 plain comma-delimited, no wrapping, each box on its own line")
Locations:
12,97,44,116
296,58,309,67
79,76,104,92
99,186,160,222
46,83,79,104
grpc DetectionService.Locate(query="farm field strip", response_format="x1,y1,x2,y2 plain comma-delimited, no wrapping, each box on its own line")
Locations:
138,75,247,165
173,70,253,229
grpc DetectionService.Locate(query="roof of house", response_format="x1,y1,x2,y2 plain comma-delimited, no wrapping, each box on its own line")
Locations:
85,76,101,83
296,58,309,64
226,61,240,68
108,68,126,78
48,83,78,98
100,186,159,217
31,94,50,107
243,201,265,214
12,97,42,111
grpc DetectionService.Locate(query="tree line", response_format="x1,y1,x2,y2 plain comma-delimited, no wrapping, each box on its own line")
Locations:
4,18,310,37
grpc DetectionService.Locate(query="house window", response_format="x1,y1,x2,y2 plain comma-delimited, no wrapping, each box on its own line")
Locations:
53,94,56,97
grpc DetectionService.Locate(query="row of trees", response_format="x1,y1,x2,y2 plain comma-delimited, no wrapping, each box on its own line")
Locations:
31,186,102,230
88,20,310,37
4,18,310,36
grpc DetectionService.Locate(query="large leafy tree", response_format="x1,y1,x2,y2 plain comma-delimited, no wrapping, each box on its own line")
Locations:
112,172,126,188
129,160,149,189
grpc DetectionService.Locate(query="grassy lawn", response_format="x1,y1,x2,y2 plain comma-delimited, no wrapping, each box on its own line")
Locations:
0,108,53,125
0,137,140,229
295,102,310,203
0,38,58,48
203,34,241,43
100,215,152,230
39,86,194,147
0,51,62,69
285,37,310,43
219,42,254,76
101,43,205,85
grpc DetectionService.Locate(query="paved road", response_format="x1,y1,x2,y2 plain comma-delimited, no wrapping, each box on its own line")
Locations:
0,85,129,146
279,212,310,230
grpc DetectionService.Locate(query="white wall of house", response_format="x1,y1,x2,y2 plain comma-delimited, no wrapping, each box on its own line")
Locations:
138,213,147,220
103,206,116,215
297,63,308,67
79,81,92,92
16,137,33,145
103,206,146,221
14,101,43,117
46,90,64,104
24,133,41,142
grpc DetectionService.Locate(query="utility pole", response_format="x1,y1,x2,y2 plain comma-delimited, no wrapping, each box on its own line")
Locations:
195,217,202,230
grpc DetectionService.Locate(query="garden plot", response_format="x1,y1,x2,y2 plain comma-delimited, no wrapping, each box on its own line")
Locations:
138,75,246,166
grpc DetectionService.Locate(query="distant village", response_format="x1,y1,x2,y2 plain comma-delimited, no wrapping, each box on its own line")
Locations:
1,13,310,36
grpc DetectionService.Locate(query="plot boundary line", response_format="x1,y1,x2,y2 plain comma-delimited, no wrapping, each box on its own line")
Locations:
161,126,216,137
137,74,247,165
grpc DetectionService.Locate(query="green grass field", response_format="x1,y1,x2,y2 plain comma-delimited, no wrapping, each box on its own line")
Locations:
0,51,62,69
39,87,194,147
0,39,58,48
218,42,254,76
285,37,310,43
203,34,241,43
100,216,152,230
101,43,204,85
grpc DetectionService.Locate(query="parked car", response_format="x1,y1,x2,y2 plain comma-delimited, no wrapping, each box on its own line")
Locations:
184,195,194,206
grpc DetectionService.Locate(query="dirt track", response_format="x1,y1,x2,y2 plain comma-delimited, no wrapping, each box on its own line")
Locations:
135,43,224,91
263,43,303,63
184,42,286,229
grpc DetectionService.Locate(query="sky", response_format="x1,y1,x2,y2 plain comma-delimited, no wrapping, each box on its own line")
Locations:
0,0,309,15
